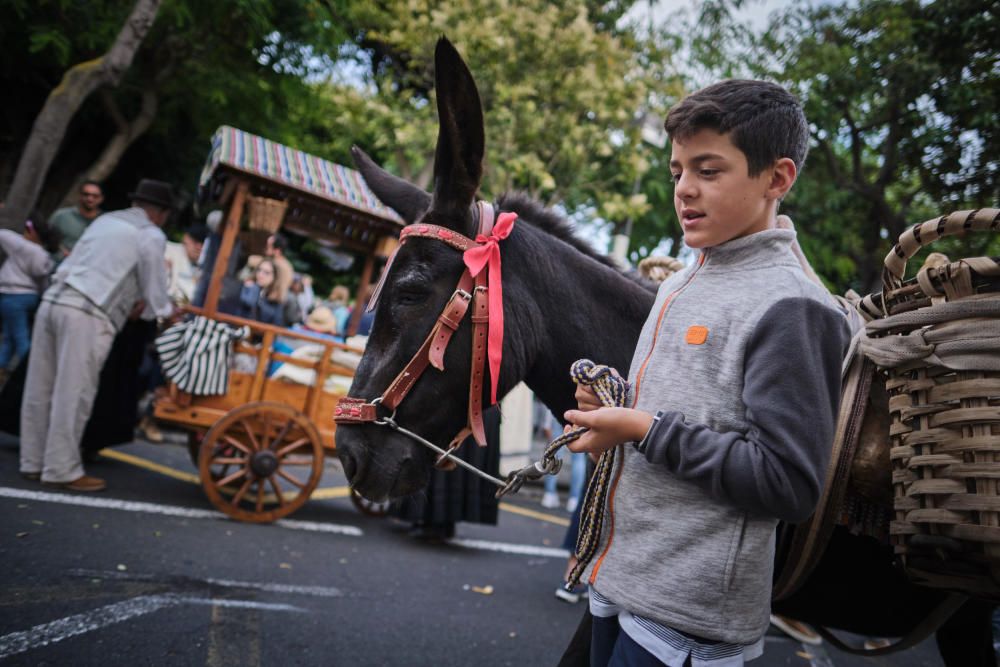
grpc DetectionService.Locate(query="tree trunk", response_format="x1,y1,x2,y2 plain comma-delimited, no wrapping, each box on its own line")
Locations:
60,87,159,207
0,0,161,232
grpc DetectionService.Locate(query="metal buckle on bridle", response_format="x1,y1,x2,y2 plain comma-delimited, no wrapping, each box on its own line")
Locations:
370,397,396,426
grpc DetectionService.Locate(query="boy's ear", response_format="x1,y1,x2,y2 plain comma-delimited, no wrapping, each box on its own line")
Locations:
766,158,797,201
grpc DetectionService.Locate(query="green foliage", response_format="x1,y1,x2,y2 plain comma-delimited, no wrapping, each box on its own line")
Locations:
677,0,998,292
293,0,682,232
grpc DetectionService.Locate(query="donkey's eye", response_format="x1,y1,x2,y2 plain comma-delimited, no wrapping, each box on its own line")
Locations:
395,288,428,306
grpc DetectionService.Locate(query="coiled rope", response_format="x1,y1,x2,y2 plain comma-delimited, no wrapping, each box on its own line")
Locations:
559,359,630,588
494,359,629,587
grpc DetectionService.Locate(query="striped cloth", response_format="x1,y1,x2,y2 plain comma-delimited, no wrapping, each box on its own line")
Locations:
589,588,764,666
156,316,248,395
198,126,403,225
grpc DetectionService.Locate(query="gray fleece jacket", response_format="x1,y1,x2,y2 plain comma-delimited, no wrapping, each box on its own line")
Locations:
586,228,850,644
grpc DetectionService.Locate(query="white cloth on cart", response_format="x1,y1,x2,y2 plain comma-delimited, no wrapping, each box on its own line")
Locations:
156,315,248,395
269,343,359,394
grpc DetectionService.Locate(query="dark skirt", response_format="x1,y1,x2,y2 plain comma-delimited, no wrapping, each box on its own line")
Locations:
388,407,501,527
0,318,156,453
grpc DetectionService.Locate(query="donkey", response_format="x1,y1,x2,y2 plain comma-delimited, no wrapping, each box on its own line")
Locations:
335,37,994,666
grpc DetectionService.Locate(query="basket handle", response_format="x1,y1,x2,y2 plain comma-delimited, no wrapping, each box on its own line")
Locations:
882,208,1000,294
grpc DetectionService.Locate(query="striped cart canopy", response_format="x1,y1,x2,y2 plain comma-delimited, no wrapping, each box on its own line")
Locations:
199,126,403,250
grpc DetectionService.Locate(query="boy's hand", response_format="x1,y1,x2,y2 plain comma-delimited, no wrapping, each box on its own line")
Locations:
574,366,623,412
563,407,653,457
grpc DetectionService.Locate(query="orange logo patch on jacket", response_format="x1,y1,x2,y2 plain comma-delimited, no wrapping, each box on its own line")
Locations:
685,325,709,345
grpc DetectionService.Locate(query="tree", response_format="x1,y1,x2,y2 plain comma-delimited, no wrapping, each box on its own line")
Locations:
685,0,999,291
0,0,161,232
1,0,352,218
289,0,681,235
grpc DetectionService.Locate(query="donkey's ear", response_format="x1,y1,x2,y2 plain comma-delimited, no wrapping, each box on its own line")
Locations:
351,146,431,225
430,37,484,227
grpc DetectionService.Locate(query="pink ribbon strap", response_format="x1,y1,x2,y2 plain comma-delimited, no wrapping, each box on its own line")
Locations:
462,212,517,404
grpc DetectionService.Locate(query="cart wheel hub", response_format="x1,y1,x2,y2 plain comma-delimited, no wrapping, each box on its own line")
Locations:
250,450,279,477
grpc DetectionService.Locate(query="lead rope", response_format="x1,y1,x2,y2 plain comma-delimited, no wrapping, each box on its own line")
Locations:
496,360,629,587
563,360,630,589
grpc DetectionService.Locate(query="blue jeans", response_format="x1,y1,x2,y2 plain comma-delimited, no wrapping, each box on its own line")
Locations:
544,449,588,501
0,292,39,369
592,614,668,666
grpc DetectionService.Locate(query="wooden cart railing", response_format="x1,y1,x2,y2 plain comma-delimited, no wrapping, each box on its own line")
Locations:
154,306,364,448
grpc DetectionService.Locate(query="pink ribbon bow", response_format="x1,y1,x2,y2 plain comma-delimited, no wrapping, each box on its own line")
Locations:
463,211,518,405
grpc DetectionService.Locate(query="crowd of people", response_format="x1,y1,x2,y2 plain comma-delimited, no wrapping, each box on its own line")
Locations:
0,178,371,489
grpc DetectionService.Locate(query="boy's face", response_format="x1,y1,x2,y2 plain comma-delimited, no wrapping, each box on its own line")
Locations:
669,129,777,249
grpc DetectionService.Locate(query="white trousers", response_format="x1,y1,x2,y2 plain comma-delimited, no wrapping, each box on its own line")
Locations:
20,301,115,483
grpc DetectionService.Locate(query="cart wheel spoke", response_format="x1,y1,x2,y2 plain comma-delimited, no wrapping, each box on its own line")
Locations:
221,434,253,455
268,421,293,452
262,412,273,449
276,438,310,458
255,484,264,513
240,420,261,451
216,468,247,488
269,477,285,506
281,456,315,467
277,469,305,489
212,457,246,466
231,478,254,505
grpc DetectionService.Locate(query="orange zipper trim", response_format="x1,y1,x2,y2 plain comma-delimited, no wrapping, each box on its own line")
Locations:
589,251,707,585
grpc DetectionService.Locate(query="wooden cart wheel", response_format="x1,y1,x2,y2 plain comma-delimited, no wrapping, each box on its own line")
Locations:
199,401,324,523
350,488,391,518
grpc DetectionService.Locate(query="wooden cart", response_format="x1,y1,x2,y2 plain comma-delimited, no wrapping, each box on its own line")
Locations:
154,126,402,523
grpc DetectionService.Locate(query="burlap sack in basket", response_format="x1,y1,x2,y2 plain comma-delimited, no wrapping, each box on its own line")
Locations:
246,195,287,234
859,207,1000,599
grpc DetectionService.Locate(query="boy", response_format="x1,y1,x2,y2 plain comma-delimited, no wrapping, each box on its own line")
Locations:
564,80,851,665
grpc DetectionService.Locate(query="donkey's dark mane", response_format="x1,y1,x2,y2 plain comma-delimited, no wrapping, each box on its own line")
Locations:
496,191,656,291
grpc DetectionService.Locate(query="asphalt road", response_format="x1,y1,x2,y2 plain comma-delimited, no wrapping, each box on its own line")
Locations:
0,432,947,666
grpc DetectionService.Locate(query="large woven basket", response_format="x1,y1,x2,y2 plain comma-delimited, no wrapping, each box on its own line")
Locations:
246,195,287,234
860,208,1000,598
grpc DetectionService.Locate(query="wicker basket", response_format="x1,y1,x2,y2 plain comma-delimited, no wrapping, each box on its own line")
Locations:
860,208,1000,598
246,195,287,234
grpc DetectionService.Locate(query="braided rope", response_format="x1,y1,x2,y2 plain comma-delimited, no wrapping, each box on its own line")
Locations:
554,359,630,589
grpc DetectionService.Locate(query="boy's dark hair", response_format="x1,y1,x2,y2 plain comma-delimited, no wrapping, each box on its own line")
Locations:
664,79,809,175
80,180,103,193
27,209,62,254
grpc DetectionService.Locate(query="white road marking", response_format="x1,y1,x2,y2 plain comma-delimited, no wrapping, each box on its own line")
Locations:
448,537,570,558
0,594,302,660
5,486,575,560
0,487,362,536
70,568,343,598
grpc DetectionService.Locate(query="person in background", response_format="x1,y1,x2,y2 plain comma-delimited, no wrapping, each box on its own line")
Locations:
0,211,61,382
239,258,297,326
164,223,207,305
356,284,375,336
20,178,177,492
290,306,339,343
322,285,352,335
191,210,244,315
47,180,103,255
389,407,502,541
289,273,315,321
265,233,294,303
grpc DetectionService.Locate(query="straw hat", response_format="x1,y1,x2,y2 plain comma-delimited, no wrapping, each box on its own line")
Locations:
305,306,338,334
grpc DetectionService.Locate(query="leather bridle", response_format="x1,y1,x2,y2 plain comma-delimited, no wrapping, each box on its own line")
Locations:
333,202,512,486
